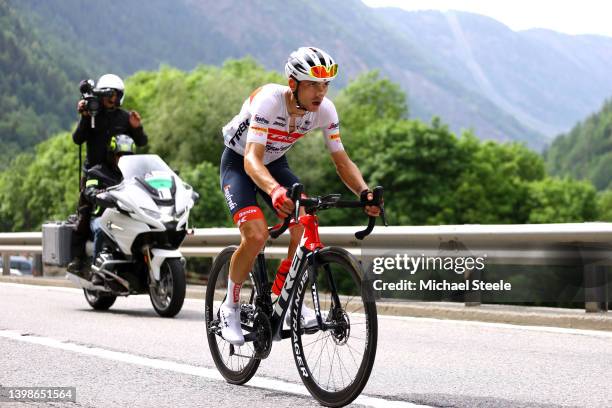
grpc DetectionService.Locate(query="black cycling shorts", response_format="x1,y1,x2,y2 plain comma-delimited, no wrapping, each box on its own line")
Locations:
220,147,300,225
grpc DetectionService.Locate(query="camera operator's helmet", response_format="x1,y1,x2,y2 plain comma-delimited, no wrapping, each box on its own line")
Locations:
285,47,338,82
109,134,135,156
96,74,125,106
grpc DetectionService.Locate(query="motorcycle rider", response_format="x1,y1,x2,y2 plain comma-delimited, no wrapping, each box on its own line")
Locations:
81,134,135,284
218,47,381,345
69,74,148,275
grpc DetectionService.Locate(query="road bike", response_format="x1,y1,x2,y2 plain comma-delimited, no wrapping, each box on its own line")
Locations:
205,183,385,407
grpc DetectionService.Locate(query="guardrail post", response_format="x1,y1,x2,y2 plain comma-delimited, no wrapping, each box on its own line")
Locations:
464,267,482,306
2,253,9,276
584,264,608,313
32,254,43,277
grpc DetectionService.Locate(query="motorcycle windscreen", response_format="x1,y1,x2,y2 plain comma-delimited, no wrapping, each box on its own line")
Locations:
118,154,191,214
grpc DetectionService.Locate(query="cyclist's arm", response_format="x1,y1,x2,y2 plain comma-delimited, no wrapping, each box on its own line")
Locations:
330,150,380,217
244,142,295,216
330,150,368,196
244,142,278,194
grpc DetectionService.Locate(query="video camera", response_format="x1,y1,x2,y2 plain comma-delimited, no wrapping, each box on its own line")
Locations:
79,79,114,127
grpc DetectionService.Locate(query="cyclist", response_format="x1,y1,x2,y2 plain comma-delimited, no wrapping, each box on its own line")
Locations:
219,46,380,345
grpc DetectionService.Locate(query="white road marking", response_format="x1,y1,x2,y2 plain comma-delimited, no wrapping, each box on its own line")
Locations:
2,282,611,338
0,329,428,408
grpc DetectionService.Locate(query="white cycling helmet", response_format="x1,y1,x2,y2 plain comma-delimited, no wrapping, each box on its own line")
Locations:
96,74,125,105
285,47,338,82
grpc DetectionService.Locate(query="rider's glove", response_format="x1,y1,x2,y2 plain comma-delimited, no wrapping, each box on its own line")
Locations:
360,189,372,205
270,184,289,215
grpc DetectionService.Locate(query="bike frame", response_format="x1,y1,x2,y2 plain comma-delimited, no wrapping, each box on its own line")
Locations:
247,213,330,342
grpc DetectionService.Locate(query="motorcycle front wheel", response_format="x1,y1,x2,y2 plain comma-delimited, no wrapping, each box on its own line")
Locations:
149,258,186,318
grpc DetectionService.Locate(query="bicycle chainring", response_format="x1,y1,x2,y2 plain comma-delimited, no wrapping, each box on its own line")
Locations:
253,309,272,359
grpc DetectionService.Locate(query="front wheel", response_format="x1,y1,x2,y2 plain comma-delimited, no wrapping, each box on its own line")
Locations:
290,247,377,407
149,258,186,318
83,289,117,310
205,246,260,385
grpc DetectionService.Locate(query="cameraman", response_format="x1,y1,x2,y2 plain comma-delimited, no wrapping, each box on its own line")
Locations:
68,74,148,275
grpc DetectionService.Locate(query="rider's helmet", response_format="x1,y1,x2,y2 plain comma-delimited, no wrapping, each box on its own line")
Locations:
96,74,125,106
285,47,338,83
109,134,135,157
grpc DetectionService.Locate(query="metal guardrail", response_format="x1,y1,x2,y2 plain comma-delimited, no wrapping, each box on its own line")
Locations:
1,224,610,312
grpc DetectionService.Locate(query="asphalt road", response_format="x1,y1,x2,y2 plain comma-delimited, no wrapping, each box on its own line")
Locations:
0,282,611,407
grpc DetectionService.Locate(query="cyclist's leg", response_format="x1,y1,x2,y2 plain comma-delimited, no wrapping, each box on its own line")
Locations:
257,157,316,326
220,148,268,344
257,155,304,290
259,155,305,254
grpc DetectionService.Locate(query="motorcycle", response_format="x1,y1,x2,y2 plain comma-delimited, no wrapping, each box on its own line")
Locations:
66,154,198,317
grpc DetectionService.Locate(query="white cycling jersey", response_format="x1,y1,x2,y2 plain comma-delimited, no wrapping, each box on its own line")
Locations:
222,84,344,165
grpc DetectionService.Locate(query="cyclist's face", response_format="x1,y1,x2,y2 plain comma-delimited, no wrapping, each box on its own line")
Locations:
297,80,329,111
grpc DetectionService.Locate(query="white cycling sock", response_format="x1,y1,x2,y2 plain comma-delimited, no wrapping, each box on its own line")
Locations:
226,279,242,307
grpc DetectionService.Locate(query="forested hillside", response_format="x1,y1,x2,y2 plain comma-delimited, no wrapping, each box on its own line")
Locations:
0,1,88,168
545,99,612,190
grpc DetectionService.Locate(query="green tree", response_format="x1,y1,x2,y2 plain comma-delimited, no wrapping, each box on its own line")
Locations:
181,162,233,228
0,132,79,231
526,178,598,223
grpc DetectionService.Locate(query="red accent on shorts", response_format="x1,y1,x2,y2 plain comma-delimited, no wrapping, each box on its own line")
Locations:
233,206,265,227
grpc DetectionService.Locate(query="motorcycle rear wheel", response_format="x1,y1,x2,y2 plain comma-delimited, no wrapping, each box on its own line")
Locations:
84,289,117,310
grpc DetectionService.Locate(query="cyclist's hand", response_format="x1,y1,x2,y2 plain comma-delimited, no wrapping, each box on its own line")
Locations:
271,184,295,218
360,189,381,217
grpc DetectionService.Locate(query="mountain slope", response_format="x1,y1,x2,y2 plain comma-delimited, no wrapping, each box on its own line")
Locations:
0,0,88,167
7,0,612,152
374,8,612,138
545,99,612,190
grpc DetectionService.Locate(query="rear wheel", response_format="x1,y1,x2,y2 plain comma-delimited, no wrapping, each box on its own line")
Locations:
290,247,377,407
205,246,260,384
149,258,186,318
83,289,116,310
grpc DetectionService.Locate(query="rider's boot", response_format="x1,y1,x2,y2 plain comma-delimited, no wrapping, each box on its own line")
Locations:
220,279,245,346
67,256,90,279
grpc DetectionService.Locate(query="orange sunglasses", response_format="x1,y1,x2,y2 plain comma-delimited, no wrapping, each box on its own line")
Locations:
309,64,338,79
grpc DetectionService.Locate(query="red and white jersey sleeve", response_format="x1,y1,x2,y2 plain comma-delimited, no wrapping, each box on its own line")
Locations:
316,98,344,154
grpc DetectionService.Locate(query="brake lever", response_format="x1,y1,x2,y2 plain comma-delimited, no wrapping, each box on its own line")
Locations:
354,186,385,240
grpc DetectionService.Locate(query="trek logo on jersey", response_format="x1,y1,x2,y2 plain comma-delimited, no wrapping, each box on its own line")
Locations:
223,185,237,210
328,121,340,130
272,120,286,127
254,114,270,125
230,119,250,145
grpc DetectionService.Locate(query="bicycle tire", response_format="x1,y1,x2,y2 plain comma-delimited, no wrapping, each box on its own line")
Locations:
290,247,378,407
205,246,261,384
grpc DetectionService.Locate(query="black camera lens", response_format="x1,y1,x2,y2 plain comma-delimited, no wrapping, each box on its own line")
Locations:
86,98,100,114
